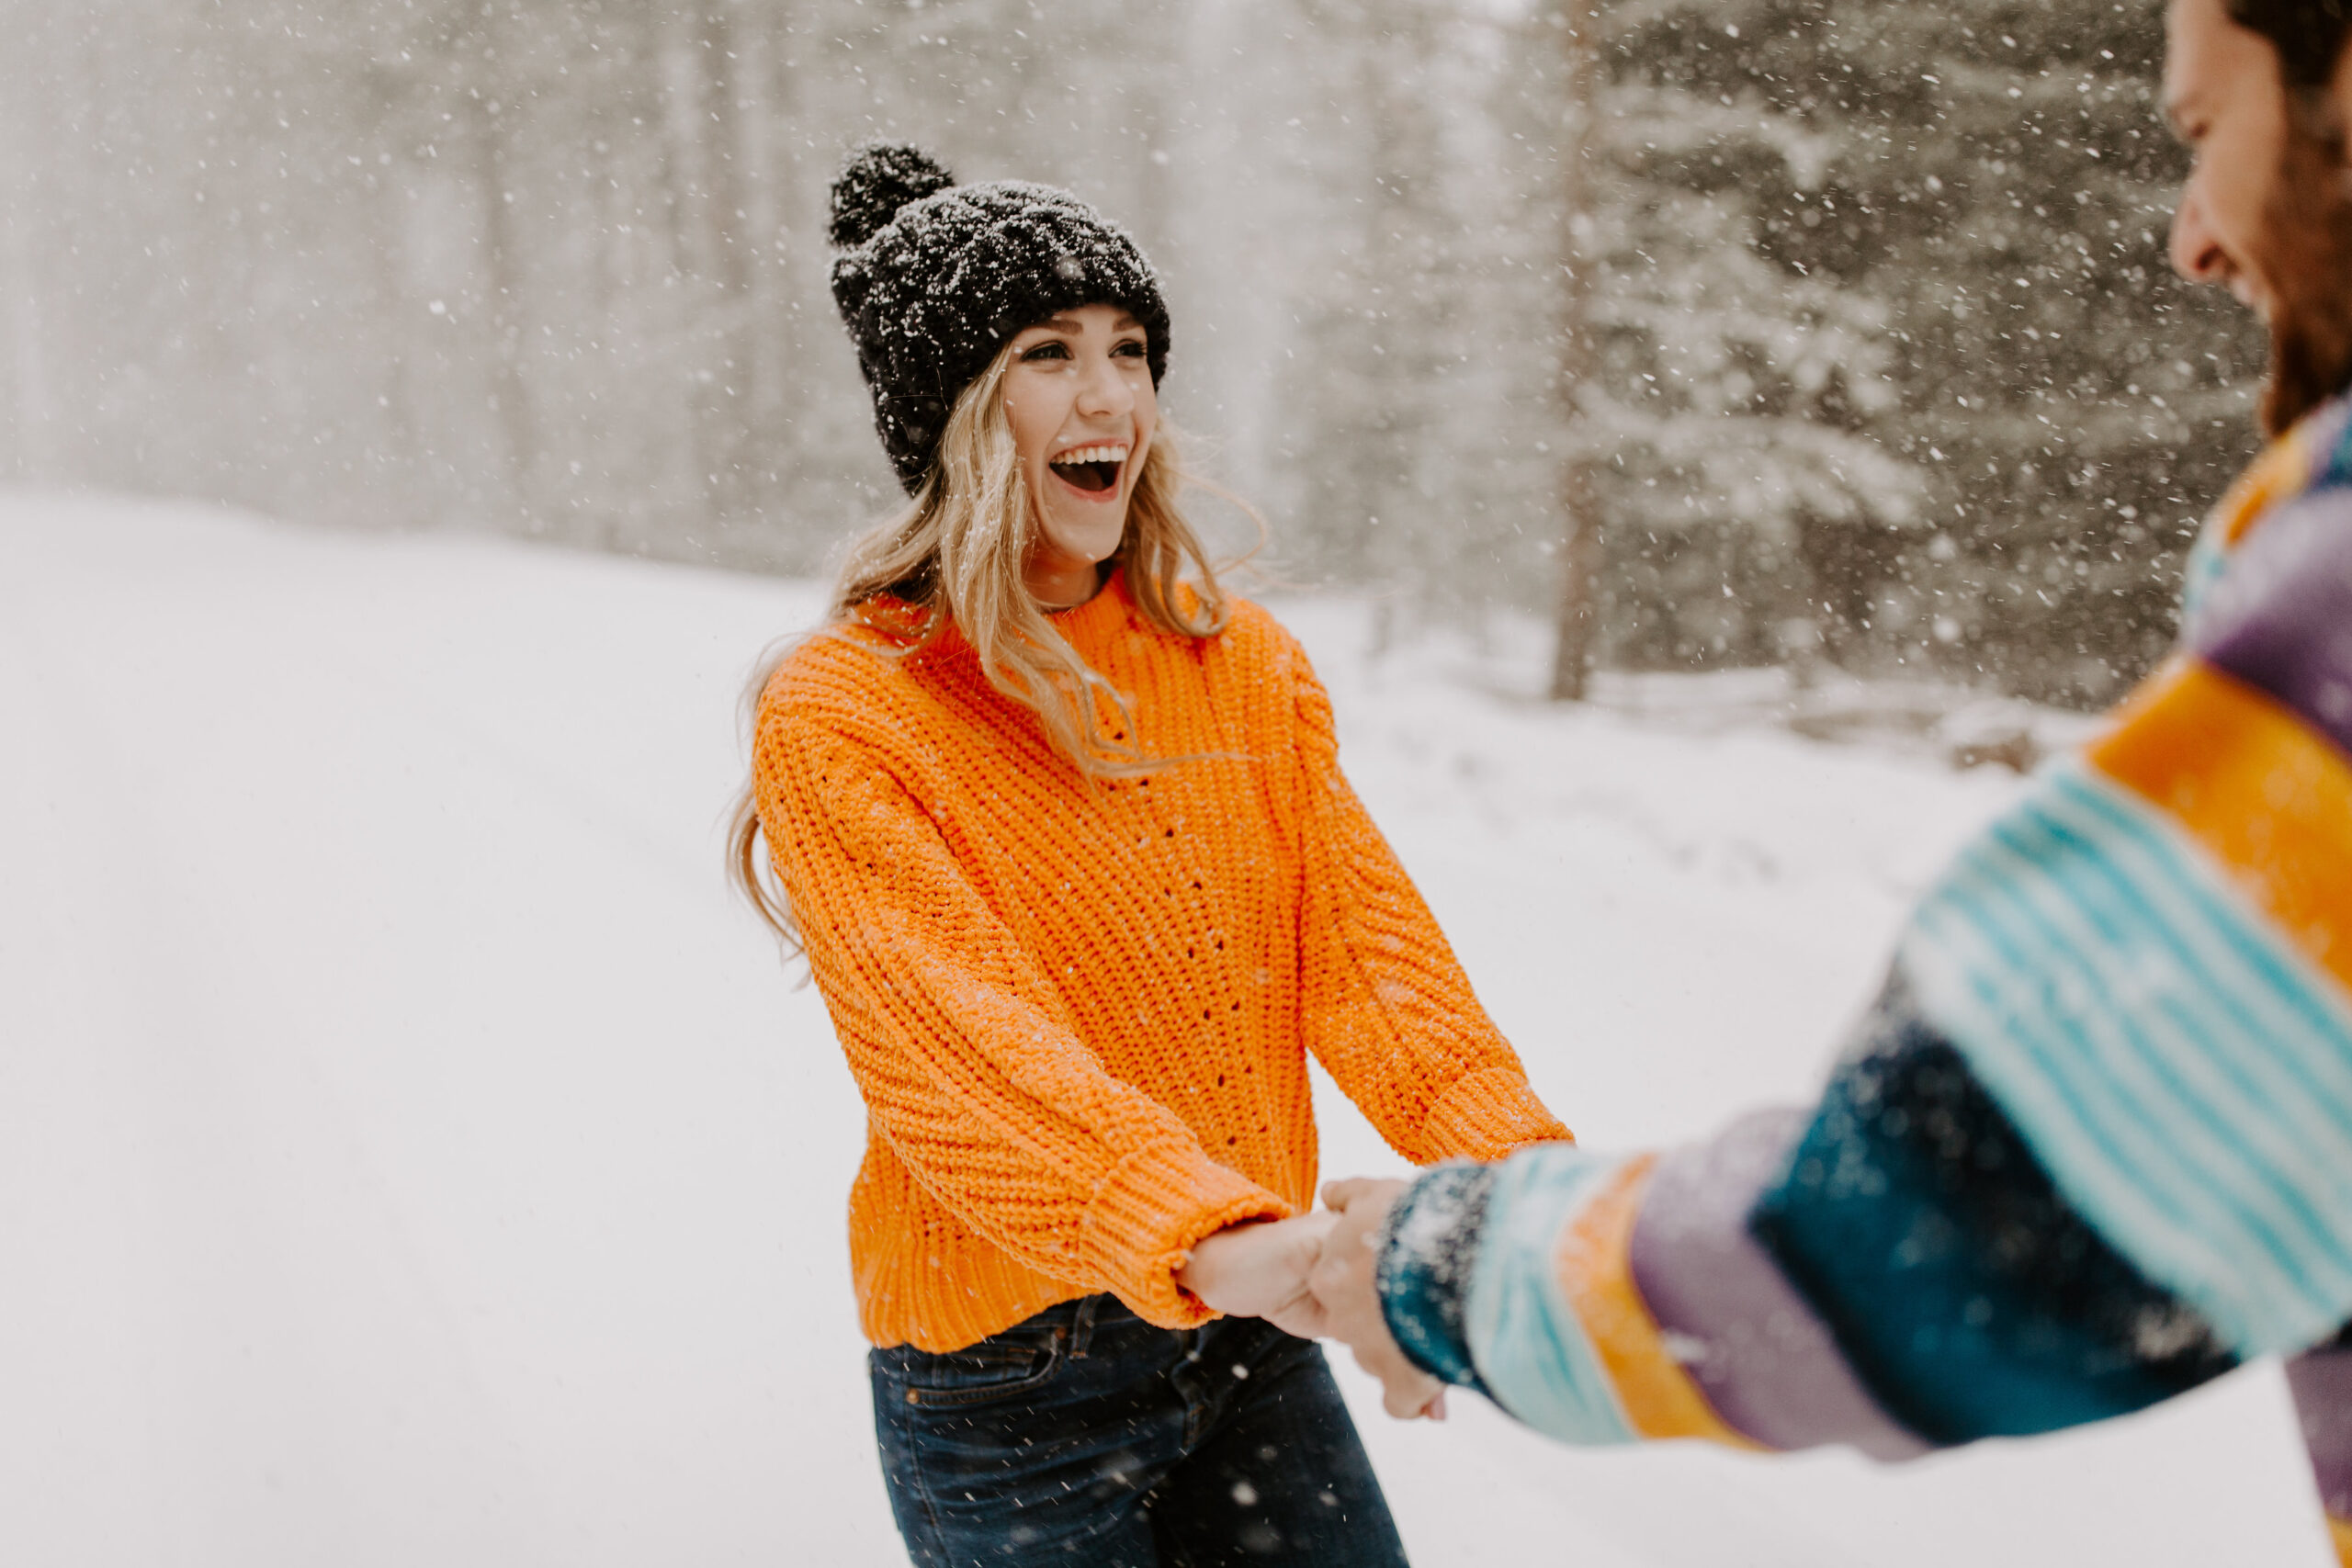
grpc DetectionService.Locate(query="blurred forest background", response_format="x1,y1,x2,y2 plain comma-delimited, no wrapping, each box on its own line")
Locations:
0,0,2268,705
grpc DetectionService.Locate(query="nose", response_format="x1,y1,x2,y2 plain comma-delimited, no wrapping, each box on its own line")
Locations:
1075,350,1135,419
2169,179,2233,287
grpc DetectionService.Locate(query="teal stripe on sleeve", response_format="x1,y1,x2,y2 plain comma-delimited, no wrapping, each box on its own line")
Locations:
1462,1144,1640,1446
1902,762,2352,1355
2178,525,2229,624
1957,827,2330,1277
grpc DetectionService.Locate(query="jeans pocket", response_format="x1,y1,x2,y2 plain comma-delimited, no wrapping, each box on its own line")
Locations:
877,1325,1067,1409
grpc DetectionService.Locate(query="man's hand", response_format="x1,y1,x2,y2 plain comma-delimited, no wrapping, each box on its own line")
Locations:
1175,1210,1339,1340
1312,1177,1448,1421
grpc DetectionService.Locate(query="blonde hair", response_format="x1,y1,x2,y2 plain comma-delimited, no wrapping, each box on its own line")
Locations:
727,335,1245,948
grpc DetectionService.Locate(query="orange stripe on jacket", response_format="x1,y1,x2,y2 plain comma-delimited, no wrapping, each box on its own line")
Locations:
1555,1155,1762,1448
2089,659,2352,993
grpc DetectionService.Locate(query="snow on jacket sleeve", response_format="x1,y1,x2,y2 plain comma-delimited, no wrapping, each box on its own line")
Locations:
1275,626,1573,1163
1369,477,2352,1545
758,710,1289,1328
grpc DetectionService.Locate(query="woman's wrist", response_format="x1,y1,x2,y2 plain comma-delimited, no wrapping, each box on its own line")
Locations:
1174,1212,1338,1334
1173,1217,1273,1300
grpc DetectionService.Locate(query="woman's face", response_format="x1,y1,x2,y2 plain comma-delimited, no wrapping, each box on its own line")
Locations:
1001,303,1157,605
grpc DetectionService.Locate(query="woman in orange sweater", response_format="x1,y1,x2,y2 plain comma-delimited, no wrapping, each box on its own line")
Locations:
731,143,1569,1566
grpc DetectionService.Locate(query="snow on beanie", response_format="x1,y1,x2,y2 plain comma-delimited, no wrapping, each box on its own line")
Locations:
827,142,1172,493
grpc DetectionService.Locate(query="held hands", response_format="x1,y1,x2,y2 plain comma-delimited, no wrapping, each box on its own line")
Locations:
1173,1183,1449,1422
1311,1179,1448,1422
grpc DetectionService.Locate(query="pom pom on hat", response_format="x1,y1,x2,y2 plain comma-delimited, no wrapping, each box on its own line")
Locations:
827,142,956,250
825,143,1171,494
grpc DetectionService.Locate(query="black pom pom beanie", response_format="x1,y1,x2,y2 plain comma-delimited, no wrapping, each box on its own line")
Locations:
827,143,1171,493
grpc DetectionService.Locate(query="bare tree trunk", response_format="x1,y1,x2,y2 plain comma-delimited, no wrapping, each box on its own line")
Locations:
3,0,85,481
365,163,424,503
656,17,703,281
735,4,788,498
1549,453,1605,698
698,2,763,528
1547,1,1605,702
0,36,53,479
465,94,537,515
699,6,749,301
1121,3,1177,267
657,11,721,528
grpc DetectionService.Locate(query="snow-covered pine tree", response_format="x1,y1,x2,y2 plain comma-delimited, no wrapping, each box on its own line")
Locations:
1854,0,2264,703
1504,0,2263,701
1499,0,1923,681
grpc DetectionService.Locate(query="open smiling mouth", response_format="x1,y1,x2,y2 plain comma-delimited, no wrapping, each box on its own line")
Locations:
1049,444,1127,494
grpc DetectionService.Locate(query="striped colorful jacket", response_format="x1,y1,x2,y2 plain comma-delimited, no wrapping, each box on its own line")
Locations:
1376,392,2352,1562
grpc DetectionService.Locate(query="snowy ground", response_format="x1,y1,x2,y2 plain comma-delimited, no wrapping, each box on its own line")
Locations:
1,491,2330,1567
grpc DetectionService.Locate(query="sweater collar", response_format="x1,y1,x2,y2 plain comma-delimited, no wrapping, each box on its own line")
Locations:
854,565,1136,660
2213,390,2352,553
1040,563,1134,650
2176,389,2352,625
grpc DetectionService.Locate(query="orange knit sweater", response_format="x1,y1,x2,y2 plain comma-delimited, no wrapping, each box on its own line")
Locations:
752,570,1571,1352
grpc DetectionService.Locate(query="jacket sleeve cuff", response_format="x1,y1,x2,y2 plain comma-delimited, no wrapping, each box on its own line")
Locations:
1080,1142,1292,1328
1422,1066,1574,1161
1376,1162,1498,1393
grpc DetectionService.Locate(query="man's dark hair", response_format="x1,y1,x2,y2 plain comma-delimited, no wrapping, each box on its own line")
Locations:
2227,0,2352,89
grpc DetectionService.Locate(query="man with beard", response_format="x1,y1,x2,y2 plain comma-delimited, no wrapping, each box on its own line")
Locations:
1306,0,2352,1556
2174,0,2352,439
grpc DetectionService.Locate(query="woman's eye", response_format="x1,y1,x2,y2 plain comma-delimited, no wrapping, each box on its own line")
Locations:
1114,340,1147,358
1020,342,1069,363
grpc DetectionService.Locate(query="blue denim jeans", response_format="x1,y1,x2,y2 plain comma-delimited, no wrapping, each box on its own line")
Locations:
870,1294,1411,1566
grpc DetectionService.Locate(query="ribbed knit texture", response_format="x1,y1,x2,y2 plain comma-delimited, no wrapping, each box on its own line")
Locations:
753,571,1571,1351
1374,391,2352,1554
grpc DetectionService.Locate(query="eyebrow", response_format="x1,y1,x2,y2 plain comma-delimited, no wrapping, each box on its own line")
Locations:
1027,312,1146,334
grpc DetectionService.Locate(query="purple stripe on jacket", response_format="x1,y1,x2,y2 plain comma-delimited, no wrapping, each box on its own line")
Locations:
2192,489,2352,760
1627,1109,1929,1461
2288,1342,2352,1518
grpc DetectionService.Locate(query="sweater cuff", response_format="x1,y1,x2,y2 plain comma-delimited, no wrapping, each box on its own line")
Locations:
1423,1066,1574,1161
1377,1163,1498,1393
1080,1143,1292,1328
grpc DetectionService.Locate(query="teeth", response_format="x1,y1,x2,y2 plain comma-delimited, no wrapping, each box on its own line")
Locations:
1050,444,1129,467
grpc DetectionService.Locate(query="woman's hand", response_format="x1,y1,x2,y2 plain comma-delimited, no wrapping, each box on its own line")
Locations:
1309,1178,1448,1421
1175,1211,1339,1339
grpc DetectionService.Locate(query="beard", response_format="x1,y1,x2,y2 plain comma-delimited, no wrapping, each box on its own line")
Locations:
2256,104,2352,436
